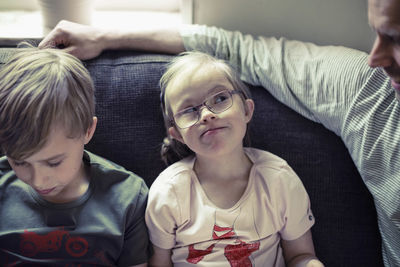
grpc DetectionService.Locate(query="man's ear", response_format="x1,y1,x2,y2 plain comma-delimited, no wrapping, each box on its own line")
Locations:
168,126,185,144
84,116,97,145
244,99,255,123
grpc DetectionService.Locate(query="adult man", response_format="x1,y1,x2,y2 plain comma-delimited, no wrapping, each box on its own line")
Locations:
39,0,400,265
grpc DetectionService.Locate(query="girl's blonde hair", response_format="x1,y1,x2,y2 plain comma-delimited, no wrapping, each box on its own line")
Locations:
160,51,252,165
0,47,95,159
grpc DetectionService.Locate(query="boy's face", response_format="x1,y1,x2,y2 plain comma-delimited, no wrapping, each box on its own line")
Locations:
7,119,96,203
166,67,254,159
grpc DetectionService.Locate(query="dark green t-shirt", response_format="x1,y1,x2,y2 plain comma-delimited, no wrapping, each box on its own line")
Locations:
0,150,150,266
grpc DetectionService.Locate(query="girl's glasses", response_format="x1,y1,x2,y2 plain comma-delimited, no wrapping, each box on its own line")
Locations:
172,89,242,129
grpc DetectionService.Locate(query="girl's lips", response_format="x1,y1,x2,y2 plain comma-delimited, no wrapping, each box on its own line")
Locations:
36,187,55,195
202,127,225,137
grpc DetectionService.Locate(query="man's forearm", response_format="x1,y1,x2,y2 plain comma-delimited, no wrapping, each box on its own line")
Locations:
102,26,186,54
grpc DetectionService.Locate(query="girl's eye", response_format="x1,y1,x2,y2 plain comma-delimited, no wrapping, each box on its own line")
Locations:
48,161,61,168
213,93,229,104
181,107,197,115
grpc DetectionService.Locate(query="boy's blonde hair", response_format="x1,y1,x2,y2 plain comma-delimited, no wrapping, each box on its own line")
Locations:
160,51,252,165
0,47,95,159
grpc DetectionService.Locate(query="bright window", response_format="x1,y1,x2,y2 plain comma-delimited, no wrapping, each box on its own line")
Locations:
0,0,180,11
0,0,192,41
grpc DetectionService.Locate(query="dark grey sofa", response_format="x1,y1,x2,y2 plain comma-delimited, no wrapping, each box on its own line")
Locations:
0,48,383,266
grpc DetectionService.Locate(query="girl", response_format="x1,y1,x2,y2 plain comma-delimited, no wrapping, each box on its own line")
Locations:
145,51,324,267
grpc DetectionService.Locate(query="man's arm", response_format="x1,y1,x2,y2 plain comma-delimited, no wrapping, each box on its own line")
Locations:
40,21,372,136
179,24,373,136
39,20,186,60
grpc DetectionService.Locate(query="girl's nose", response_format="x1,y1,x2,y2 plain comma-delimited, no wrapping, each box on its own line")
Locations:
368,35,393,68
200,106,216,122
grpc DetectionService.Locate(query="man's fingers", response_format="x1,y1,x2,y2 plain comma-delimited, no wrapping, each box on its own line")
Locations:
63,46,80,58
39,22,70,49
307,259,325,267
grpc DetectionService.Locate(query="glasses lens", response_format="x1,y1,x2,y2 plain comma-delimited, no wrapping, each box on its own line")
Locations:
174,107,198,128
207,90,232,113
173,90,235,128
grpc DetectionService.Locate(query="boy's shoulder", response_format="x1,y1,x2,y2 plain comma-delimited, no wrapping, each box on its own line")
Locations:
84,150,148,192
0,155,12,176
0,155,10,169
0,155,13,182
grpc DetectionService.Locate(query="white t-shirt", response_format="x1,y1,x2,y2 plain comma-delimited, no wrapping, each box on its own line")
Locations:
146,147,314,266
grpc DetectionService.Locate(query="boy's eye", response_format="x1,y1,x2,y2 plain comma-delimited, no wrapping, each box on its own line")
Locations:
13,161,27,167
48,161,62,168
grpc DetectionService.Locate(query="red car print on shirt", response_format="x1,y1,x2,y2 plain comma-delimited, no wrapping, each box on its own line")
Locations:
186,208,260,266
20,228,88,257
224,240,260,267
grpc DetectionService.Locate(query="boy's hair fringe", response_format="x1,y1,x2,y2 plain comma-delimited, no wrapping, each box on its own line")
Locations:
0,45,95,159
159,51,252,166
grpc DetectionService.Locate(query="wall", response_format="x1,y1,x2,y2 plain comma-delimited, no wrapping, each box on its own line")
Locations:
192,0,375,52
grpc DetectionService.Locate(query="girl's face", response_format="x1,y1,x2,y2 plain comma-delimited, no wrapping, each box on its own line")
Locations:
166,67,254,159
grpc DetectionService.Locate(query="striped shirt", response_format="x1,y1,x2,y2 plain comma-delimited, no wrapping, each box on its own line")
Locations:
180,24,400,267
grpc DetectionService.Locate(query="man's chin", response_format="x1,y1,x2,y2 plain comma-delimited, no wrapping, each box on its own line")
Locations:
395,89,400,102
388,78,400,101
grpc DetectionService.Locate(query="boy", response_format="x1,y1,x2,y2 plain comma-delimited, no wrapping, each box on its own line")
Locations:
0,47,149,266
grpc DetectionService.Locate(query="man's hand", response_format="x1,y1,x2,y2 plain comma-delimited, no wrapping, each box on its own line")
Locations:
306,259,324,267
39,20,106,60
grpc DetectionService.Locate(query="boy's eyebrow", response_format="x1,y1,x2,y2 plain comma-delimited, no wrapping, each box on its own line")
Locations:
39,153,66,162
12,153,66,163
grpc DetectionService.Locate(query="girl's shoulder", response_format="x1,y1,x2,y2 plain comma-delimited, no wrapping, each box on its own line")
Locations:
246,147,301,187
150,155,196,190
159,155,195,177
245,147,289,169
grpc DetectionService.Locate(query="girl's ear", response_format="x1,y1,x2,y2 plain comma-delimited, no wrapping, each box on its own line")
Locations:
244,99,255,123
168,126,185,144
84,116,98,145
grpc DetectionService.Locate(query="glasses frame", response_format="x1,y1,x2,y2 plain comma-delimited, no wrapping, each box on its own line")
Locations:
171,89,243,129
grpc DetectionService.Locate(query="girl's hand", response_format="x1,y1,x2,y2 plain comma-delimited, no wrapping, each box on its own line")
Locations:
281,230,324,267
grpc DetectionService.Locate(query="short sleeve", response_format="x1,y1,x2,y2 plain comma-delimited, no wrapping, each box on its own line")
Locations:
117,178,151,266
145,176,181,249
278,165,315,241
